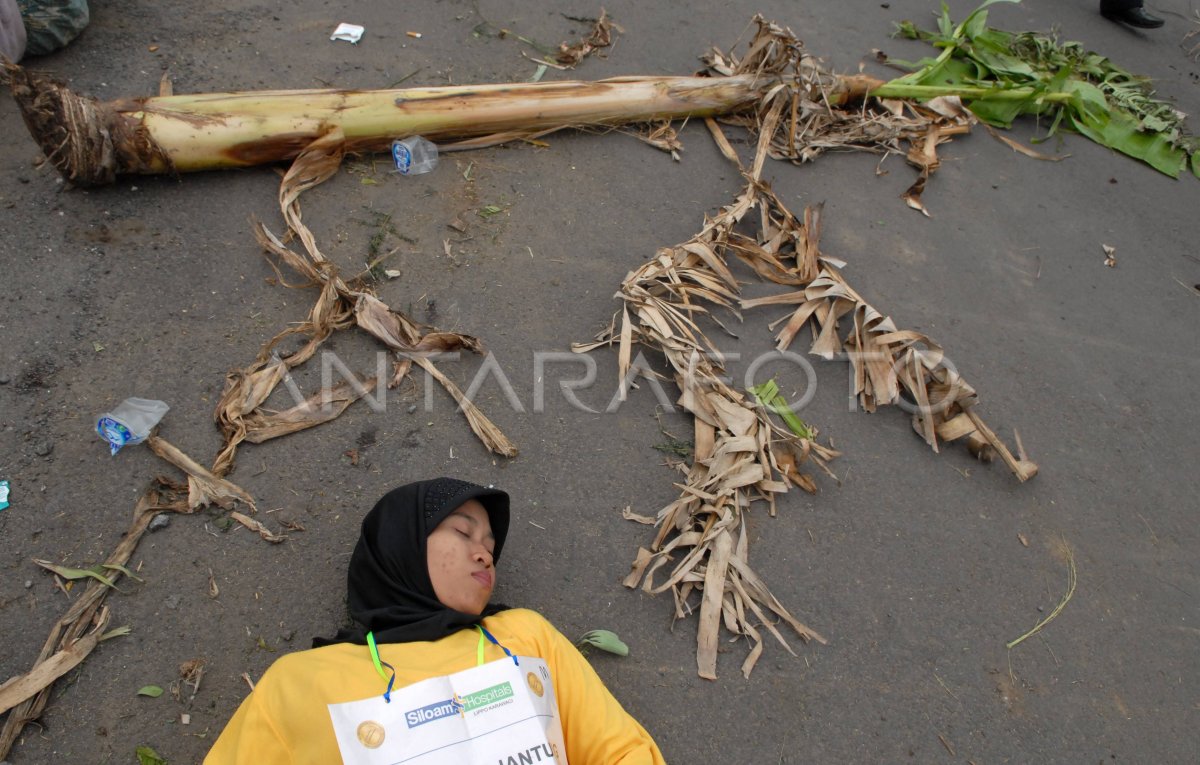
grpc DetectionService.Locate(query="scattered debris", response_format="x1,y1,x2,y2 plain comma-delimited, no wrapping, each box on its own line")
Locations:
0,480,8,512
576,22,1036,677
889,1,1200,178
148,513,171,532
575,144,839,679
651,438,692,459
938,733,956,756
32,560,117,590
405,31,422,39
633,121,683,161
554,9,621,68
1103,244,1118,268
391,135,439,175
750,379,814,439
621,506,657,525
135,745,167,765
207,569,219,599
984,124,1067,161
96,397,169,455
0,445,261,760
147,436,256,512
229,511,287,544
0,604,112,716
136,685,163,698
471,17,558,59
1006,539,1077,649
576,629,629,656
207,134,517,475
329,23,364,44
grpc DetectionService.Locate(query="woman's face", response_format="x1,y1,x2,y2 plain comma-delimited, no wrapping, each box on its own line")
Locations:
426,499,496,614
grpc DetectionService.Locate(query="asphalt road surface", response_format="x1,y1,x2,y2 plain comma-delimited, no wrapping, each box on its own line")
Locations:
1,1,1197,762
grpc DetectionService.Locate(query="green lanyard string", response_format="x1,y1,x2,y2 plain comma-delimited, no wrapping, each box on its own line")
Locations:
475,626,486,666
365,632,397,703
366,623,517,703
475,624,519,666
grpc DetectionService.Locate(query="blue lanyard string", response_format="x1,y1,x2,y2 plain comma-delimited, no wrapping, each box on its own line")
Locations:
475,624,519,666
365,623,517,703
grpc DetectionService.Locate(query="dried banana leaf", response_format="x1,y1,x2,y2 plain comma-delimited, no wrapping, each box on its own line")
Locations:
146,436,257,512
576,21,1034,676
212,130,516,475
0,483,188,760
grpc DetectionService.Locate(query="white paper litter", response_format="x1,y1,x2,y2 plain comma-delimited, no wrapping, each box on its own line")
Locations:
330,23,365,44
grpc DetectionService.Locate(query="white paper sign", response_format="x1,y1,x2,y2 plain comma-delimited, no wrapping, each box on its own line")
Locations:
329,656,568,765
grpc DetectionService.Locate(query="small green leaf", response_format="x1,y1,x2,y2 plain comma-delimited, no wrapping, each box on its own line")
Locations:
33,559,118,589
962,8,989,40
102,563,144,582
477,204,504,218
136,745,167,765
577,630,630,657
99,625,132,642
750,379,814,440
137,685,164,698
360,177,379,185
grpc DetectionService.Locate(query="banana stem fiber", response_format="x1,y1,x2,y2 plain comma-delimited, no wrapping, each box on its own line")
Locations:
5,65,881,186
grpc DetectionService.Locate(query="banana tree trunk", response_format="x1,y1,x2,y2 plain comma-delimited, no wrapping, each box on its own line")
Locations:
9,67,782,186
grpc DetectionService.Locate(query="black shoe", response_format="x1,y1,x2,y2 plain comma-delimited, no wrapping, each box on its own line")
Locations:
1101,6,1165,28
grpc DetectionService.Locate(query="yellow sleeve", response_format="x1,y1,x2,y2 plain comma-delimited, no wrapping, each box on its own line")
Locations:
203,674,294,765
530,613,667,765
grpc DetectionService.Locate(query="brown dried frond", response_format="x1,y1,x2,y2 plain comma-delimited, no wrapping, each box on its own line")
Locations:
212,128,516,476
556,9,621,68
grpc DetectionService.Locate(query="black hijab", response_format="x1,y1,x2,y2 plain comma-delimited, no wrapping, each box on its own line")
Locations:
313,478,511,647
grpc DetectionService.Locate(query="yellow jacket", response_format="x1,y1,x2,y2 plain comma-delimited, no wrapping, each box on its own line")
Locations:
204,608,665,764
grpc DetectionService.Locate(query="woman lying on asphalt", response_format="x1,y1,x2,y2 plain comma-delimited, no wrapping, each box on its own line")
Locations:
204,477,665,764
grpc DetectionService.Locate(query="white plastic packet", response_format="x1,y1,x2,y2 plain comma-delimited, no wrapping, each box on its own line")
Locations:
330,23,365,43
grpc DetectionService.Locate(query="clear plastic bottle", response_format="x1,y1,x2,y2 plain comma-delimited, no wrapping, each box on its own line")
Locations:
391,136,439,176
96,398,169,455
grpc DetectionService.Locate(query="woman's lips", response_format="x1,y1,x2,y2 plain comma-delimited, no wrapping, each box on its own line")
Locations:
472,570,494,588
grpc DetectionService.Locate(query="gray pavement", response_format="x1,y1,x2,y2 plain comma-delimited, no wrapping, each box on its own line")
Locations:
1,0,1197,762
